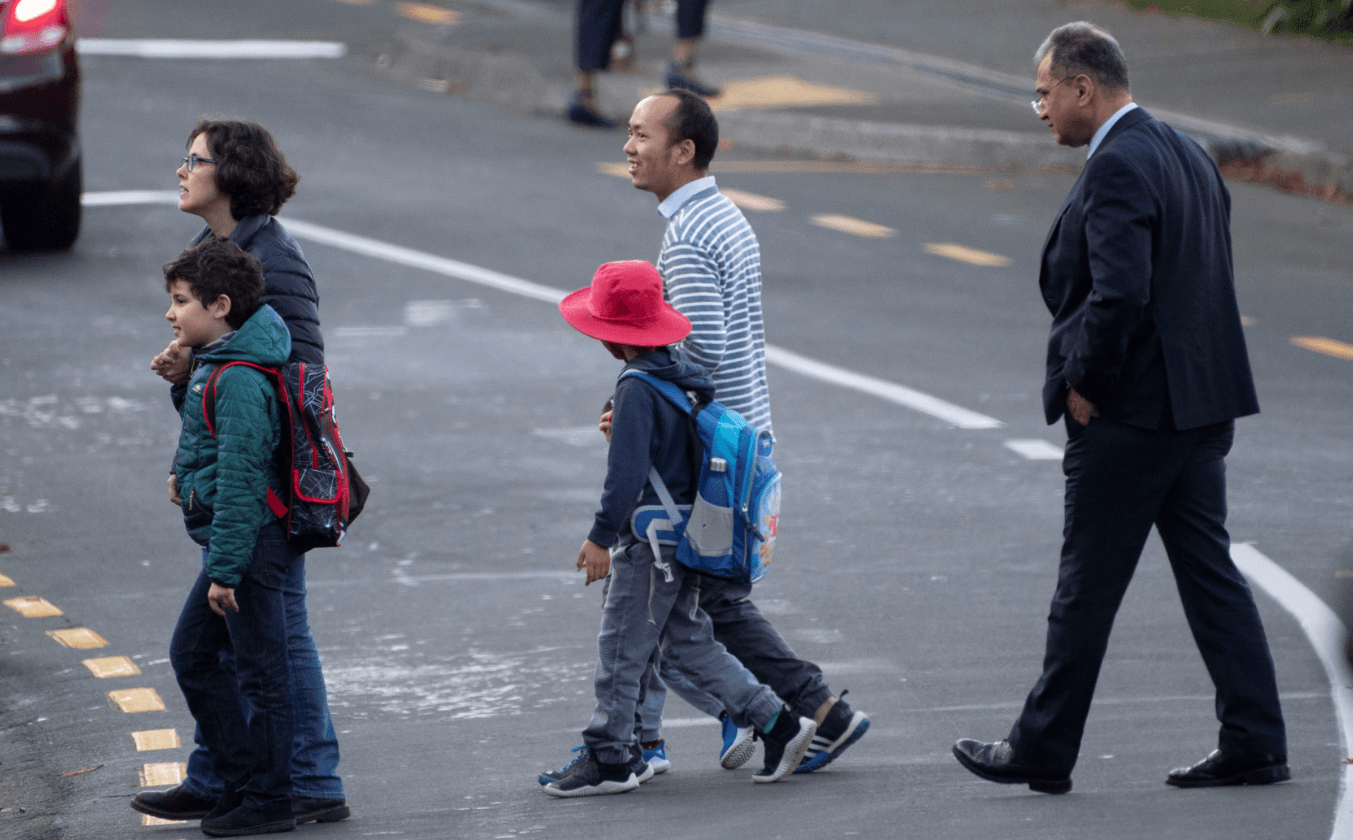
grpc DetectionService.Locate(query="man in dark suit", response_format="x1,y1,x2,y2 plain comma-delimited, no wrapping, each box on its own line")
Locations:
952,22,1288,794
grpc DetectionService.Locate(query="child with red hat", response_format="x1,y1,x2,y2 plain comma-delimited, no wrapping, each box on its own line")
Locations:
540,260,816,797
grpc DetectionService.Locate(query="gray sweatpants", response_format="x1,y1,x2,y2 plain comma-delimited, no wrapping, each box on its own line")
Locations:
583,538,782,764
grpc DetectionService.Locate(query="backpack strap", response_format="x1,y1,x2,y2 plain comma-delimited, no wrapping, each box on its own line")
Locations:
201,360,289,519
619,369,693,414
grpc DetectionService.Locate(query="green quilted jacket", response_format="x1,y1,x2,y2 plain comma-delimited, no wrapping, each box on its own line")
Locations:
174,304,291,586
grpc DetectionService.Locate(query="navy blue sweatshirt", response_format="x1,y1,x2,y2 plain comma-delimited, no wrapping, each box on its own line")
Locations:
588,346,715,548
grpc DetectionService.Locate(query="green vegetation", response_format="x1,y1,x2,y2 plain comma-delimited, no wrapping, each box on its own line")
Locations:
1123,0,1353,41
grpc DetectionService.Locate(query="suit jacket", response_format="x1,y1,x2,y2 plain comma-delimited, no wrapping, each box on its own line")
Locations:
1039,107,1259,430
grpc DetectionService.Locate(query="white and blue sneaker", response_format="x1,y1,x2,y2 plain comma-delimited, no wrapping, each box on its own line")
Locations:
641,739,671,775
796,697,870,774
720,713,757,769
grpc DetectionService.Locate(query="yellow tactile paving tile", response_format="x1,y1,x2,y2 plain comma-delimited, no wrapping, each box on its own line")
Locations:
720,188,785,212
397,2,460,24
1292,336,1353,360
132,729,182,751
0,573,14,587
108,688,166,713
811,213,896,238
82,656,141,678
139,762,187,787
924,242,1012,267
4,595,62,617
705,75,879,113
47,627,108,648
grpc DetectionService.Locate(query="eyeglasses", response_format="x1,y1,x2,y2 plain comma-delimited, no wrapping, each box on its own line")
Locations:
1031,77,1073,116
182,154,215,172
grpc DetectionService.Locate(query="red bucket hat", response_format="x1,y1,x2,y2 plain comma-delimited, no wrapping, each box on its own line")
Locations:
559,260,691,346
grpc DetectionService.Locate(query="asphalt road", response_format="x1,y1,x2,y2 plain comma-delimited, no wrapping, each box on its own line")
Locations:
2,2,1351,838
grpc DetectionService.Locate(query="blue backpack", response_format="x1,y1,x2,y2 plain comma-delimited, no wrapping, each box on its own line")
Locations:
622,370,781,584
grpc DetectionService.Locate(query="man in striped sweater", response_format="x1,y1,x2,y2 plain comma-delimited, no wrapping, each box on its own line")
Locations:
613,88,870,775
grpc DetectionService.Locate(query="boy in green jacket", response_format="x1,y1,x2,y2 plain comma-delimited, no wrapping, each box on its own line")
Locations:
156,237,298,836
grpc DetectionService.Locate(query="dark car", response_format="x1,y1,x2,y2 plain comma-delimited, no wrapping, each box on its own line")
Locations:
0,0,80,251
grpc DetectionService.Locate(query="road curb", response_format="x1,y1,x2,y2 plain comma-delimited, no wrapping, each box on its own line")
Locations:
384,26,1352,196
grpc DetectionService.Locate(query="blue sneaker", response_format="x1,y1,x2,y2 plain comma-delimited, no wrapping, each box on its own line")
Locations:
538,745,585,786
719,713,756,770
796,698,870,774
641,739,671,775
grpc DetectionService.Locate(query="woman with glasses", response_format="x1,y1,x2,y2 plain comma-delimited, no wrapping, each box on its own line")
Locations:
138,117,350,828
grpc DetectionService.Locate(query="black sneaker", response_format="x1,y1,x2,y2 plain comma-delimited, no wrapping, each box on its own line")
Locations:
542,748,640,798
665,61,722,97
292,796,350,824
628,743,656,784
567,95,617,128
205,789,244,821
796,694,870,774
752,712,817,783
130,784,215,820
538,744,586,786
200,802,296,837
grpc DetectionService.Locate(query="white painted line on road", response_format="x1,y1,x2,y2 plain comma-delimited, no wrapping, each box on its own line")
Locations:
763,346,1004,429
81,190,177,207
333,326,409,338
1231,542,1353,839
83,193,1004,430
1004,439,1063,460
77,39,347,59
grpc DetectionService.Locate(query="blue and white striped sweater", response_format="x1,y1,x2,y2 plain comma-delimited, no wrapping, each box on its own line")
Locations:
658,187,773,436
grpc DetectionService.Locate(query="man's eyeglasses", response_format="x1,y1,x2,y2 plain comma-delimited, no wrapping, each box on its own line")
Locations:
1031,77,1073,116
182,154,215,172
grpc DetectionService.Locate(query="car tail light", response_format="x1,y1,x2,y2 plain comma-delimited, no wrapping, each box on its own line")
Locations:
0,0,71,55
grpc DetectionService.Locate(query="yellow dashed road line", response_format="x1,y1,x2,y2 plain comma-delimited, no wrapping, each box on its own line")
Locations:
720,188,785,212
0,573,14,587
397,2,460,24
811,213,895,238
1292,336,1353,360
5,595,62,617
139,761,187,786
142,814,188,826
83,656,142,678
709,75,879,112
109,687,166,713
47,626,109,648
132,729,182,751
924,242,1012,267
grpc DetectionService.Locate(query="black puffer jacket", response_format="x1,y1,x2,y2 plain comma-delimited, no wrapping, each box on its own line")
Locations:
192,215,324,364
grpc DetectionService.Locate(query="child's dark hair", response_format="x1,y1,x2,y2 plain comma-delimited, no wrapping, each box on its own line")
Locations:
188,117,300,219
163,239,265,330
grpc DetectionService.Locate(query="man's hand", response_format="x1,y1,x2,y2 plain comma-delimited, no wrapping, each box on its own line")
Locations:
151,341,191,385
1067,386,1098,426
577,539,611,586
207,582,239,617
168,474,182,505
599,409,613,442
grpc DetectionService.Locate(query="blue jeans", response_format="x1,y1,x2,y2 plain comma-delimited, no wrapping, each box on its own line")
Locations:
171,525,296,808
183,551,344,800
584,539,783,765
640,574,833,737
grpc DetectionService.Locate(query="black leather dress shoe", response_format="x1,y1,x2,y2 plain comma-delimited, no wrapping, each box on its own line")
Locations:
130,784,215,819
952,738,1072,794
1166,748,1290,787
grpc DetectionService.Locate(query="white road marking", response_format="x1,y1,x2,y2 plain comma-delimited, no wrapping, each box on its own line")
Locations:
333,326,409,338
1003,439,1063,460
80,193,1004,430
76,39,347,59
1231,543,1353,838
81,190,177,206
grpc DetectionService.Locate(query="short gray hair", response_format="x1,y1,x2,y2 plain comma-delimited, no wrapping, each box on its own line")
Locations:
1035,22,1130,93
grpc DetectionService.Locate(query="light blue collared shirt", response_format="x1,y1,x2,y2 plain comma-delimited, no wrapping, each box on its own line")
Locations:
1087,102,1139,158
657,175,718,220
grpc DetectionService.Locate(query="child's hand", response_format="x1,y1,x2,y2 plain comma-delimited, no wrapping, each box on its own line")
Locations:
207,582,239,616
577,540,611,586
151,341,191,385
598,409,613,442
167,474,182,505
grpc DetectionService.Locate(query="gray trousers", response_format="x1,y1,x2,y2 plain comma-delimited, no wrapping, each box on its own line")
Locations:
584,539,782,764
640,574,833,739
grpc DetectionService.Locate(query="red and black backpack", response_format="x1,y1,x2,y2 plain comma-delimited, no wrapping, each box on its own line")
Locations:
203,361,369,552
